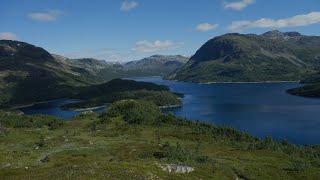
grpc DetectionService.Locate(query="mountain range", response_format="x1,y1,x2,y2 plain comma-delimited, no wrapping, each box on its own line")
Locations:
0,40,187,107
168,30,320,83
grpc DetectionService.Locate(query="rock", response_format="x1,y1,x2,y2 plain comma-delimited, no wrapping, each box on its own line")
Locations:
2,163,11,168
40,155,49,163
81,110,94,115
0,123,7,134
159,164,194,174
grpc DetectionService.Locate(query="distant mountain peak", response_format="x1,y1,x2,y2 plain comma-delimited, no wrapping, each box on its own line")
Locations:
262,30,302,40
0,40,54,62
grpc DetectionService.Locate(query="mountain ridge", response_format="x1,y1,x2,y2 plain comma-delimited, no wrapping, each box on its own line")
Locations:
168,30,320,83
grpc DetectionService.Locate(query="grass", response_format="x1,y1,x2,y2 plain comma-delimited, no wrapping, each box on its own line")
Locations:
1,102,320,179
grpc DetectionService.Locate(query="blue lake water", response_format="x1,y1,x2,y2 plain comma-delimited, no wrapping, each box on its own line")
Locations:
129,77,320,145
21,76,320,144
20,99,106,119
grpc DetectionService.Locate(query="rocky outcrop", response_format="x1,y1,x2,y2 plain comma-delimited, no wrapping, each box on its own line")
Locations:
159,164,194,173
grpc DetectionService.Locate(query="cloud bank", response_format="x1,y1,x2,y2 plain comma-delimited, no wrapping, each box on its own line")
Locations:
0,32,19,40
229,12,320,31
224,0,255,11
28,10,63,22
133,40,181,53
121,1,139,11
196,23,219,32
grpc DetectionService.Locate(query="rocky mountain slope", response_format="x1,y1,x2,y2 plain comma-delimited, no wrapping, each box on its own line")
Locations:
124,55,189,76
168,30,320,83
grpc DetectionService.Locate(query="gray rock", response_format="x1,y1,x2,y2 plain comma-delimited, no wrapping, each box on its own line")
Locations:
40,155,49,163
2,163,11,168
160,164,194,173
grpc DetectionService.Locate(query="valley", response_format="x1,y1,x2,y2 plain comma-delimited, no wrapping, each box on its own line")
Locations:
2,30,320,179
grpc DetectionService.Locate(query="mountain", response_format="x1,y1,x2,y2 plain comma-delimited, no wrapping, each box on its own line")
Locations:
53,55,188,81
52,55,128,82
168,30,320,83
0,40,188,107
124,55,189,76
0,40,110,107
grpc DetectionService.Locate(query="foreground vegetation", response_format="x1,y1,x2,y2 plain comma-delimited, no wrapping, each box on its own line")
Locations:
1,100,320,179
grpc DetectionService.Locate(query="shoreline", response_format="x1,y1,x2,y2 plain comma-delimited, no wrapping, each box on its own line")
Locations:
159,104,182,109
72,105,107,112
199,80,300,84
9,99,61,110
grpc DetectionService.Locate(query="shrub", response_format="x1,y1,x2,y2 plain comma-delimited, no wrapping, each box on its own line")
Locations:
105,100,162,124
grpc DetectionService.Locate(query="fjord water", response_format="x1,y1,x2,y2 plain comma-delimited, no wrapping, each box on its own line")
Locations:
129,77,320,145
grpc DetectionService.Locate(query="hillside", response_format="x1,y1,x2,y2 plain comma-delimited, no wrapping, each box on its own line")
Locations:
0,40,99,107
0,40,186,108
168,30,320,83
55,55,189,81
53,56,128,82
124,55,189,76
1,100,320,179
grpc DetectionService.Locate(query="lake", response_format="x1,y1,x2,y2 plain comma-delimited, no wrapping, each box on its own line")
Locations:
129,77,320,145
21,76,320,144
20,99,106,119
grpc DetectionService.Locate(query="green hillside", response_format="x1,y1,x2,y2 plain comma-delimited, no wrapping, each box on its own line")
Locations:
1,100,320,179
0,40,98,108
168,31,320,83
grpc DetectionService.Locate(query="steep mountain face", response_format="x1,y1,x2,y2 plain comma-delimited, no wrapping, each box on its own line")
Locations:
124,55,189,76
168,30,320,82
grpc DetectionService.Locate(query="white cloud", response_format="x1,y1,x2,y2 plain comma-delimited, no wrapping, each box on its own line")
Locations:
120,1,139,11
133,40,181,53
229,11,320,32
196,23,219,32
224,0,255,11
0,32,19,40
28,10,63,22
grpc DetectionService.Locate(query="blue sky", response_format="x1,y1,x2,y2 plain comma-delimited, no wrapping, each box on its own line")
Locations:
1,0,320,62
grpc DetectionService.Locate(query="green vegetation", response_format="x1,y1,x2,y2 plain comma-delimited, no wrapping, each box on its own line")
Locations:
0,40,99,108
1,100,320,179
63,90,181,109
61,79,181,109
168,30,320,83
287,83,320,97
287,72,320,97
0,41,186,109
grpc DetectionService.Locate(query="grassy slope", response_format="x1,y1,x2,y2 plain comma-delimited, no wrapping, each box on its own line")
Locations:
1,101,320,179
